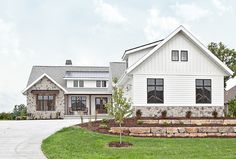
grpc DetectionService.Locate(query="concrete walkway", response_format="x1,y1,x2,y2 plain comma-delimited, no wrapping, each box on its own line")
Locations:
0,119,82,159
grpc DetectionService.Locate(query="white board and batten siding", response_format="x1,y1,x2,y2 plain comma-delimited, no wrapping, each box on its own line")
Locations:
129,32,226,107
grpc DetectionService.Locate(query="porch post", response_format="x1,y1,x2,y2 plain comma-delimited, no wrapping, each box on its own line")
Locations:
89,95,91,115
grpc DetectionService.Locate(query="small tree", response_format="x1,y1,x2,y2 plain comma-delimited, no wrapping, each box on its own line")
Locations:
228,99,236,117
12,104,27,119
105,78,133,144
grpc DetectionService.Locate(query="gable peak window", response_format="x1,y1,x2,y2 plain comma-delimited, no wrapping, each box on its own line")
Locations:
196,79,211,104
147,78,164,104
181,50,188,61
171,50,179,61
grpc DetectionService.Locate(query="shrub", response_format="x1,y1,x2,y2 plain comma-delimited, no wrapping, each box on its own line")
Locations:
228,99,236,117
101,118,108,124
212,110,218,118
0,112,13,120
99,124,108,129
137,120,144,125
136,109,142,119
186,111,192,118
161,110,167,118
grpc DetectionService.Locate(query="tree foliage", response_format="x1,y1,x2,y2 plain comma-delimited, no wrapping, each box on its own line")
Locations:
208,42,236,87
12,104,27,119
228,99,236,117
105,78,133,144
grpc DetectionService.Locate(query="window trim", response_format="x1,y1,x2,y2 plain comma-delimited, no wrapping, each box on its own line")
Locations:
171,50,179,61
195,79,212,104
147,78,164,104
181,50,188,62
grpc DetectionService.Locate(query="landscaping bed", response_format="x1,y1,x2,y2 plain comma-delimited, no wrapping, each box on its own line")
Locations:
42,127,236,159
80,117,236,138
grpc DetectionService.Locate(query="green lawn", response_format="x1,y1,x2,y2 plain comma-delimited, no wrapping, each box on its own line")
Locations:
42,127,236,159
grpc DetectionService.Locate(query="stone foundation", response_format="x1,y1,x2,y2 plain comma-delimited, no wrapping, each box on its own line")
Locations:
133,106,224,117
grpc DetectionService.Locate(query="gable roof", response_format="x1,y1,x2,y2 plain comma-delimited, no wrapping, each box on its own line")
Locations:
23,66,109,94
22,73,68,94
225,85,236,103
122,39,164,60
126,25,233,76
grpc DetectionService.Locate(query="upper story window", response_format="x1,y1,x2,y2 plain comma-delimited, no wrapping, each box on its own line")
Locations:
181,50,188,61
96,80,107,87
126,58,128,69
37,95,55,111
147,78,164,104
171,50,179,61
73,80,78,87
96,80,101,87
196,79,211,104
79,80,84,87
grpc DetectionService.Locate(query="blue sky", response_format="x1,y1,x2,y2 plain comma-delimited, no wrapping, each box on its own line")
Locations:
0,0,235,112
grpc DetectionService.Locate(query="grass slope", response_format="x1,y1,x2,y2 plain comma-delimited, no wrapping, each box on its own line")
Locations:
42,127,236,159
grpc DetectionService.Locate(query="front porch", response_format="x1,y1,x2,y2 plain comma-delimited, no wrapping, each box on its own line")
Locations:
64,94,111,116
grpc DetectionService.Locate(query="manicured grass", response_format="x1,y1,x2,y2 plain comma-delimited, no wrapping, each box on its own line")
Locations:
42,127,236,159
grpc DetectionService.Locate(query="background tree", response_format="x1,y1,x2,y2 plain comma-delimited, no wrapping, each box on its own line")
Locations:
105,78,133,144
228,99,236,117
208,42,236,87
12,104,27,119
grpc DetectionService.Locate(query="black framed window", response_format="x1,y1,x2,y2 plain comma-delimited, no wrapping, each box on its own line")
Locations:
73,80,78,87
196,79,211,103
71,96,86,111
95,97,108,114
171,50,179,61
79,80,84,87
102,81,107,87
147,78,164,103
96,80,101,87
126,58,128,69
181,50,188,61
37,95,55,111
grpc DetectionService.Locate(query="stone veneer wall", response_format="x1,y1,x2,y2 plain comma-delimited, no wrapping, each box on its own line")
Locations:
133,106,224,117
27,77,65,119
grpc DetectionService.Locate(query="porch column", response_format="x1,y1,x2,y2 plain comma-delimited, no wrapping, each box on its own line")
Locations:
89,95,91,115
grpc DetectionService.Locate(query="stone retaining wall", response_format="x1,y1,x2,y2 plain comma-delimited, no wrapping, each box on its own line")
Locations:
134,106,224,117
109,126,236,137
139,119,236,125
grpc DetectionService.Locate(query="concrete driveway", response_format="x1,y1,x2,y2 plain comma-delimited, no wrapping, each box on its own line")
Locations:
0,119,82,159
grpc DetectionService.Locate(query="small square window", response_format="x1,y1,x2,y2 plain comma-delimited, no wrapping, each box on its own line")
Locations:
102,81,107,87
79,80,84,87
73,80,78,87
96,80,101,87
171,50,179,61
181,50,188,61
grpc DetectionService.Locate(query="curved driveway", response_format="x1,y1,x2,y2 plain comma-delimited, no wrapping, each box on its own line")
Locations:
0,119,81,159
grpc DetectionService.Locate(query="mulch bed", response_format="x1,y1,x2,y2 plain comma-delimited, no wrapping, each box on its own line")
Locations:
79,117,236,135
108,141,133,148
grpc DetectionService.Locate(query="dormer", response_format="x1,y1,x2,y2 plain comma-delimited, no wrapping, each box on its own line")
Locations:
64,71,109,88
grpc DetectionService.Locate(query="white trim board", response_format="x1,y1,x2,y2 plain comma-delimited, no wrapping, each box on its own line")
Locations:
22,73,68,94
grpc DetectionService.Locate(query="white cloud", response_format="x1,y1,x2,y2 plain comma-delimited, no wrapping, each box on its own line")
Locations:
171,3,211,21
144,8,183,41
212,0,232,15
94,0,127,24
0,19,34,112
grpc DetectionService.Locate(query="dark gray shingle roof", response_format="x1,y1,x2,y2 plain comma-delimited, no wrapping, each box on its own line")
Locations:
27,66,109,91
